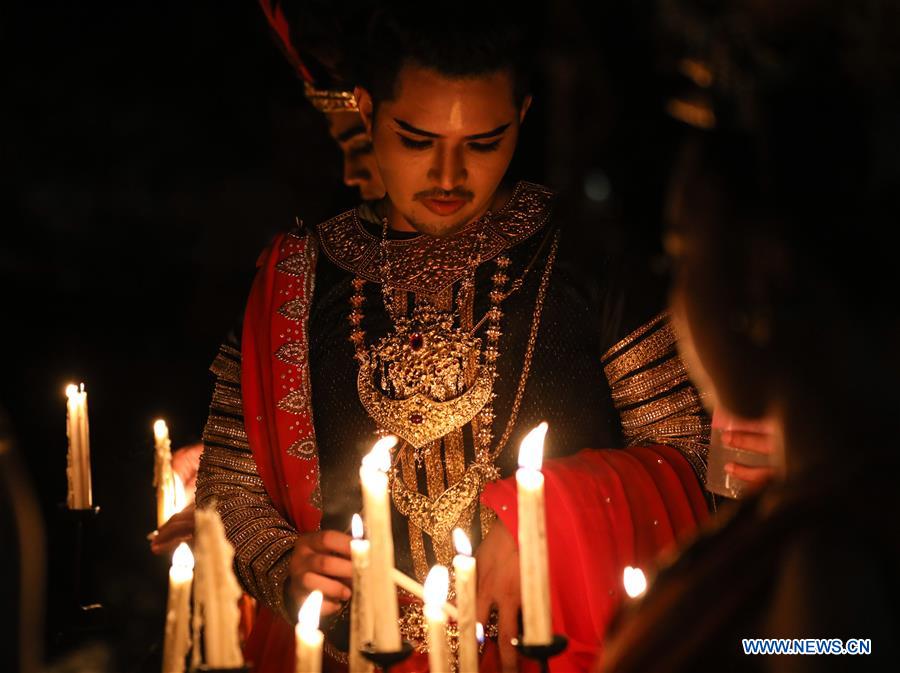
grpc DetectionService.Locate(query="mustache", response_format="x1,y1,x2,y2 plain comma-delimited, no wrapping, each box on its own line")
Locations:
413,187,474,201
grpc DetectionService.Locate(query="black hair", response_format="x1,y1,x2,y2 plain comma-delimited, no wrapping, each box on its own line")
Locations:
351,1,533,107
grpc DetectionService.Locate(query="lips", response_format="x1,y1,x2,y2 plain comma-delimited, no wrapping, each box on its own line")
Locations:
422,198,467,216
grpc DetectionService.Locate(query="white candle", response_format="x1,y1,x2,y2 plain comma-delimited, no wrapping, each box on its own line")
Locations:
350,514,374,673
516,422,552,645
162,543,194,673
65,383,92,509
390,569,458,620
193,507,244,668
154,419,176,527
295,590,324,673
424,566,450,673
453,529,478,673
359,436,401,651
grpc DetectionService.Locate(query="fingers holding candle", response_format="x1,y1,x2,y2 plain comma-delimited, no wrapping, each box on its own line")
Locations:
288,530,354,616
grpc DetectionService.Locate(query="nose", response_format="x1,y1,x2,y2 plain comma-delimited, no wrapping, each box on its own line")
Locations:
343,158,365,188
427,143,467,191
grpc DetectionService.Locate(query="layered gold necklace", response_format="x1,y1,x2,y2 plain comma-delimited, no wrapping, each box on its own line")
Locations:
327,182,557,578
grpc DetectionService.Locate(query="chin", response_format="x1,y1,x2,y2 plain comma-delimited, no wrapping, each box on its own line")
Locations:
407,210,474,237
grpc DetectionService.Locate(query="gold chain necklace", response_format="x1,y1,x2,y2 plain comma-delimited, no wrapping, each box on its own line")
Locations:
348,220,560,467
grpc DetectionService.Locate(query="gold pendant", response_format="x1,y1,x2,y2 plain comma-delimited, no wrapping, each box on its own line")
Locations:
357,305,494,448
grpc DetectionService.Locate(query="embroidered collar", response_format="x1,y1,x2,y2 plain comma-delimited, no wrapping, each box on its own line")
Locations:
316,181,555,296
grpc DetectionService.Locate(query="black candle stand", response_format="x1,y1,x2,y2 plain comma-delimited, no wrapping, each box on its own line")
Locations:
512,634,568,673
54,504,108,646
360,640,415,672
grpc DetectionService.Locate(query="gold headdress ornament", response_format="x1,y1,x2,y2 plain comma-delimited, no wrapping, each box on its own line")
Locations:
258,0,360,114
303,81,359,113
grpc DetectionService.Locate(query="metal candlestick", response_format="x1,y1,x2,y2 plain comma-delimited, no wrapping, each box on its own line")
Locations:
360,640,415,672
512,634,568,673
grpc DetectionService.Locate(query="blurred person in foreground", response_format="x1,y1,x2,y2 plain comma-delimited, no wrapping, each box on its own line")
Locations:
601,1,900,670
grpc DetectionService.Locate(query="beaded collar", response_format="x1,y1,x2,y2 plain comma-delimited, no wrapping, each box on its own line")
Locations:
316,181,555,297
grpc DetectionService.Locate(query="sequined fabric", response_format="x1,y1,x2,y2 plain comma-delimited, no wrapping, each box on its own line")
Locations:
196,342,298,622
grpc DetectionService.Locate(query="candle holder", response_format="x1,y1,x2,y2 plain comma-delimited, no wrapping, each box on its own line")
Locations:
192,665,251,673
512,634,568,673
360,640,415,672
54,504,107,647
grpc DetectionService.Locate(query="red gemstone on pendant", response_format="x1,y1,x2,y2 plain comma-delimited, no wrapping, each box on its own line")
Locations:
410,332,424,350
409,413,424,425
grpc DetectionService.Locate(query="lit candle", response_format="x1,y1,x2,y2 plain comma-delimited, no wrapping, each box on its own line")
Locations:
65,383,92,509
350,514,374,673
154,419,176,527
295,590,324,673
453,529,478,673
193,507,244,668
516,422,552,645
162,543,194,673
359,436,401,651
424,566,450,673
623,566,647,599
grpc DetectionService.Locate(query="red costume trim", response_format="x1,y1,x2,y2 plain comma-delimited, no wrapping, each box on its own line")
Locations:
242,231,322,672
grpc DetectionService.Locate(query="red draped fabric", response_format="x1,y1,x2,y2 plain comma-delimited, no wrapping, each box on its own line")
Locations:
242,233,323,672
481,445,709,673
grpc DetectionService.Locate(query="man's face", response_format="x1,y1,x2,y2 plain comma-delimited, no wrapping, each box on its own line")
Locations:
326,109,386,201
357,65,528,236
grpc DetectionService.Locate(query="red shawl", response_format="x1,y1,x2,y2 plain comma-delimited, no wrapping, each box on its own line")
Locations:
242,232,323,672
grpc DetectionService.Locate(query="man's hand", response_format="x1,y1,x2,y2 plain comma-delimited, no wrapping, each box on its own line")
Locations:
150,503,196,555
476,519,521,673
172,442,204,503
716,413,779,488
286,530,353,618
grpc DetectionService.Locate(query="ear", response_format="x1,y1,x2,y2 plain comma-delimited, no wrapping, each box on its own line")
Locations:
519,95,533,124
355,86,374,136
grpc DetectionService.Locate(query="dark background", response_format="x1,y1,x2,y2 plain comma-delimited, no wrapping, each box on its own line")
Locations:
4,1,678,670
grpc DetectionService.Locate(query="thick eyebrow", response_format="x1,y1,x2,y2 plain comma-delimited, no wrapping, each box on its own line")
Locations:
336,124,367,143
394,118,511,140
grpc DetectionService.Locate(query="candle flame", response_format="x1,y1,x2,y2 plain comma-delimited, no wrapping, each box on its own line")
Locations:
453,528,472,557
351,513,364,539
153,419,169,442
65,383,79,399
172,542,195,570
423,565,449,607
297,590,323,634
362,435,396,473
476,622,485,645
623,566,647,598
517,422,548,471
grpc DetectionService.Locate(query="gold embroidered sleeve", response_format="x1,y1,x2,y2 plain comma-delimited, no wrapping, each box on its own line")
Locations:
602,312,711,483
195,342,297,622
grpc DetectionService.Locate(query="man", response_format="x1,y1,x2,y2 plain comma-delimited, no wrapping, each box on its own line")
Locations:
196,4,708,671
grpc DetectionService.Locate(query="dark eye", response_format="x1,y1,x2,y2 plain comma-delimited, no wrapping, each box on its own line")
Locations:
398,135,432,150
468,139,501,153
